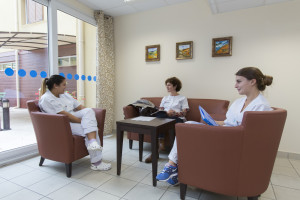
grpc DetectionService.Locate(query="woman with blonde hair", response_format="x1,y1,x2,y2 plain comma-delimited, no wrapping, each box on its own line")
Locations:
39,74,111,171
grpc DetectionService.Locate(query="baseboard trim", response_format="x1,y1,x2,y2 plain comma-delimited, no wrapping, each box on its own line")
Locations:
277,151,300,160
0,144,39,167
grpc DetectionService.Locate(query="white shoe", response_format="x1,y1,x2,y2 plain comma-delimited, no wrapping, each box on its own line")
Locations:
87,141,103,151
91,162,112,171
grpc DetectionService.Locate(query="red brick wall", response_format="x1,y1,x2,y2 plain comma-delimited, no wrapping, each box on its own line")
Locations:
0,44,77,108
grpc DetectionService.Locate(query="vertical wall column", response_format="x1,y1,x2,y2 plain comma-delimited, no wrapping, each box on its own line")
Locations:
48,0,58,75
77,20,85,105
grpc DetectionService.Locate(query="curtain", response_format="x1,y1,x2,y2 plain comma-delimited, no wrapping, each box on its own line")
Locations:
94,11,115,135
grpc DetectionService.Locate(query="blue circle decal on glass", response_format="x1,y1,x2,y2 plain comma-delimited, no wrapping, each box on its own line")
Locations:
59,72,65,77
5,68,14,76
18,69,26,77
40,71,47,78
74,74,79,80
81,75,86,80
93,76,96,82
30,70,37,78
88,76,92,81
67,73,72,80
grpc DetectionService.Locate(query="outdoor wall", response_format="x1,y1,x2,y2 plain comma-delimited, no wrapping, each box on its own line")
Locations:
114,0,300,154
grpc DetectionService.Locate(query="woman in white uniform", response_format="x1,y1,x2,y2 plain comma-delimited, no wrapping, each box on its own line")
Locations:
156,67,273,185
39,75,111,171
145,77,189,163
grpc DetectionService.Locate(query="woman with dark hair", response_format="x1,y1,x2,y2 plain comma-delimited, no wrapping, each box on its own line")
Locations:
156,67,273,186
145,77,189,163
39,75,111,171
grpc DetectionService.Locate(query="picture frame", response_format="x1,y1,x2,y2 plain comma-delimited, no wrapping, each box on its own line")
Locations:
176,41,193,60
212,37,232,57
145,45,160,62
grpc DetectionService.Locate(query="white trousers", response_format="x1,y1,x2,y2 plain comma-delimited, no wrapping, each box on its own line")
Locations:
69,108,102,163
168,137,178,164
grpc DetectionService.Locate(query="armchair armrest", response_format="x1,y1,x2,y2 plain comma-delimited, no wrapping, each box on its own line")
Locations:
123,105,139,119
176,123,244,194
30,112,75,163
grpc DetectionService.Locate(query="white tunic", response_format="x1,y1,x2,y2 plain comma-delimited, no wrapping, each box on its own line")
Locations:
224,93,272,127
39,90,80,114
160,95,189,113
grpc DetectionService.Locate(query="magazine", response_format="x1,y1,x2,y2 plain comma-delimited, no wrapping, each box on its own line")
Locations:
198,106,219,126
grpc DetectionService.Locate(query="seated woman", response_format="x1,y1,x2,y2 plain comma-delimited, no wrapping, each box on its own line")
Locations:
39,75,111,171
145,77,189,163
156,67,273,185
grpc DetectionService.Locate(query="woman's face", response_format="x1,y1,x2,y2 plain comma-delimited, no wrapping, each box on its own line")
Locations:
54,79,67,94
166,82,176,93
235,75,256,95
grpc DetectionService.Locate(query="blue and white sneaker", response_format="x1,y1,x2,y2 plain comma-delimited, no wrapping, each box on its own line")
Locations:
156,163,178,181
167,173,179,186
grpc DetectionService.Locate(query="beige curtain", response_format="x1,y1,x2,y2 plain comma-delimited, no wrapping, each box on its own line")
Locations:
94,11,115,135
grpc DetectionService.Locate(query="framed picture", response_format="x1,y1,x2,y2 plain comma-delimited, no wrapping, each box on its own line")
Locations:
145,45,160,62
212,37,232,57
176,41,193,60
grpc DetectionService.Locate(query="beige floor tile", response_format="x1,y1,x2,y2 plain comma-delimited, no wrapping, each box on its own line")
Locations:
289,159,300,170
199,191,236,200
273,185,300,200
98,177,137,197
274,158,292,168
140,173,170,190
68,165,94,180
47,182,93,200
272,165,299,177
271,174,300,190
2,188,43,200
0,181,23,198
161,191,198,200
102,160,130,176
19,156,42,168
81,189,120,200
10,170,52,187
123,183,165,200
0,177,6,184
28,175,72,195
75,171,114,188
0,163,34,180
261,183,276,199
120,166,151,182
167,185,202,199
114,153,140,166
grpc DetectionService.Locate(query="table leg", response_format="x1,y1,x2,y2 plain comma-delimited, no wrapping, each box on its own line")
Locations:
151,131,158,186
117,127,124,176
139,134,144,162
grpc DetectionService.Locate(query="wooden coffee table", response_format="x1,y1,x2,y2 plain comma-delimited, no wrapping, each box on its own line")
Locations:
116,117,176,186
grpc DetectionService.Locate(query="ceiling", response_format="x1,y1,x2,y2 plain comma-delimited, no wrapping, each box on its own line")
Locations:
77,0,293,17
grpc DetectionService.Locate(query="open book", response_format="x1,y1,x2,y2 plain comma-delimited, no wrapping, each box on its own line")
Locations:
199,106,219,126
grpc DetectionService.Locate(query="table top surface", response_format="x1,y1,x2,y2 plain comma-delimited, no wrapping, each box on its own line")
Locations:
117,117,176,127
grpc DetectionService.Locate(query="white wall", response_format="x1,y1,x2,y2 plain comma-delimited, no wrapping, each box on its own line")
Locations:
114,0,300,153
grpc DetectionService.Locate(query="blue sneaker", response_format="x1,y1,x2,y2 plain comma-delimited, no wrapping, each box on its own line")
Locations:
156,164,178,181
167,173,179,186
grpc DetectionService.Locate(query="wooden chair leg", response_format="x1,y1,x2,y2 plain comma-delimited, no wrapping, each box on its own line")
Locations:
65,163,72,178
129,139,133,149
248,196,259,200
180,183,187,200
39,157,45,166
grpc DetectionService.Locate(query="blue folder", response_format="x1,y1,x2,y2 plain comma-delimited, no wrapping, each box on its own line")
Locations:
199,105,219,126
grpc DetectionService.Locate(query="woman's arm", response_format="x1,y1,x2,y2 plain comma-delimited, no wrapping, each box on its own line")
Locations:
216,121,225,126
74,105,85,111
58,110,81,123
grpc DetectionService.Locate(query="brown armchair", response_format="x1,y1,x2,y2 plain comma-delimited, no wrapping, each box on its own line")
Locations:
123,97,229,149
27,100,106,177
176,108,287,200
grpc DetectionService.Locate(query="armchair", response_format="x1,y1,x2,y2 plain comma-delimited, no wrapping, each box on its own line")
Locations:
27,100,106,177
176,108,287,200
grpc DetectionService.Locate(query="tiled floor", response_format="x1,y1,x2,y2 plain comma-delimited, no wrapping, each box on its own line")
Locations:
1,134,300,200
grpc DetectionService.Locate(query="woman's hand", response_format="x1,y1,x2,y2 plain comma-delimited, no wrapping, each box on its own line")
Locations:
167,109,176,117
58,111,81,123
